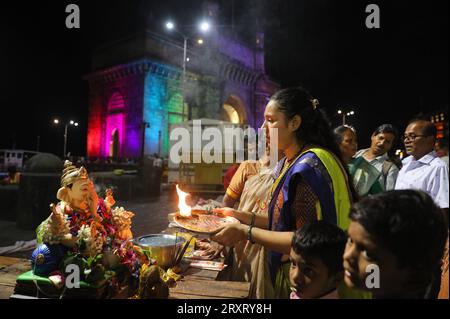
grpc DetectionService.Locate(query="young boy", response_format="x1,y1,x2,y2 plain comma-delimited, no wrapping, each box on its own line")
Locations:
290,221,347,299
344,190,447,299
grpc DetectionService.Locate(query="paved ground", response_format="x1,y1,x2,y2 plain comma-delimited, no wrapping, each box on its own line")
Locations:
0,186,219,259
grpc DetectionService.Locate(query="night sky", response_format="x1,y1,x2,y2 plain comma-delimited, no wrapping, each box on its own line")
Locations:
2,0,448,157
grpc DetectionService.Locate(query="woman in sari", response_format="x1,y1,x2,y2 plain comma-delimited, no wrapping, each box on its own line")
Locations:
334,125,383,197
221,146,284,298
213,87,357,298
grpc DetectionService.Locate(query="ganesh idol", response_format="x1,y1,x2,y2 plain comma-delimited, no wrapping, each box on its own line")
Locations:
36,160,133,257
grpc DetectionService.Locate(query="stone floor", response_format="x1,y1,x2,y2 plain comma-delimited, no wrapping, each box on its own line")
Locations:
0,186,219,259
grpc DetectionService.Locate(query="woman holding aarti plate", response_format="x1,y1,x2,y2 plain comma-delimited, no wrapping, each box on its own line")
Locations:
212,87,357,298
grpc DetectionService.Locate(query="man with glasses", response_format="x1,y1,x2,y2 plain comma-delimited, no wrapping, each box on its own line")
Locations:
395,119,449,212
395,119,449,299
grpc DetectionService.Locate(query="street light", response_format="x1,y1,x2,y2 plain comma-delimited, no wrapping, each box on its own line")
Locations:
199,21,210,32
166,21,174,30
165,20,210,120
53,118,79,158
337,109,355,125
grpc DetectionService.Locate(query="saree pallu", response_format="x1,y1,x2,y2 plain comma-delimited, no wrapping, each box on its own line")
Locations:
224,165,275,298
348,156,384,197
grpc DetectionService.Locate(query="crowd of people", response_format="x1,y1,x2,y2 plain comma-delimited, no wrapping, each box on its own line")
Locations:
209,86,448,299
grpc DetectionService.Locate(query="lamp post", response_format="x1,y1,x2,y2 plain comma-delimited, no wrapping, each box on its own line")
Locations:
165,22,188,121
182,36,188,120
53,118,78,158
337,109,355,125
165,20,210,121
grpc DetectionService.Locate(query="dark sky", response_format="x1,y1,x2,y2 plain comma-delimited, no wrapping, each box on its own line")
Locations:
1,0,448,156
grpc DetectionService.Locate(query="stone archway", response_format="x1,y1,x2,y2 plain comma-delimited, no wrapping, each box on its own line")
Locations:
222,95,247,124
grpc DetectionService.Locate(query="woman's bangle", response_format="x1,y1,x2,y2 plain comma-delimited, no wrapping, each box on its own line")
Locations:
247,225,256,244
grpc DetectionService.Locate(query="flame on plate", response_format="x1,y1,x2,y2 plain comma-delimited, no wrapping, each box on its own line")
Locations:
176,184,192,217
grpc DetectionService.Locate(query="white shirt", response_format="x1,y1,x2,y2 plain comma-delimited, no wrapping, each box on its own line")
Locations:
395,151,449,208
356,149,399,191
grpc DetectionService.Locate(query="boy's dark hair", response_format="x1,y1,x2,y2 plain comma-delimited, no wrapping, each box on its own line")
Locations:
349,190,447,291
292,221,347,276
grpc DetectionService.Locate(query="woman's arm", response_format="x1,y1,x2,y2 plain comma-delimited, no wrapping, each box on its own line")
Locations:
212,224,293,255
214,208,269,229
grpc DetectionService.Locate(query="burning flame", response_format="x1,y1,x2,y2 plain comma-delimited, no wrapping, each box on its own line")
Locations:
176,184,192,217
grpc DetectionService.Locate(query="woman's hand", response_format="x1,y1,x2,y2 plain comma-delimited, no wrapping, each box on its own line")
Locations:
211,223,247,247
195,240,225,259
213,207,236,218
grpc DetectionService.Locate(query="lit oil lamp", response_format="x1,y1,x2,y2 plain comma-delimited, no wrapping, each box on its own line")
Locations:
176,184,192,217
172,185,239,234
